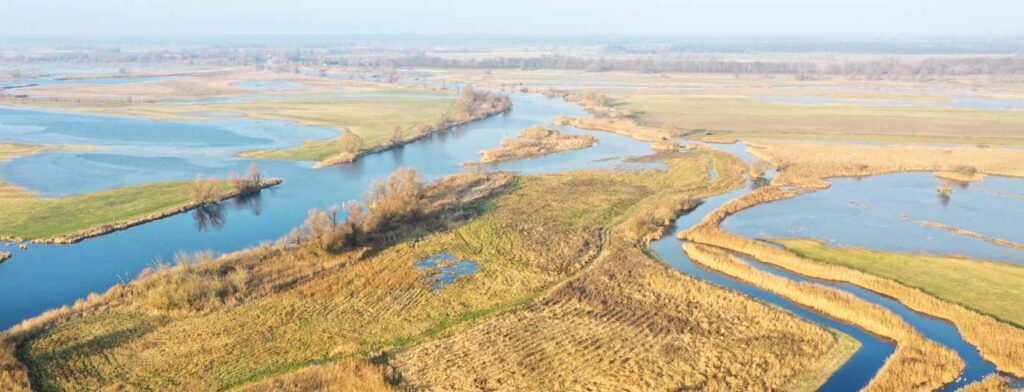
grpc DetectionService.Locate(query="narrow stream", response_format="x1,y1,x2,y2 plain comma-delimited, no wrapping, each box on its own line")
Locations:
651,169,890,391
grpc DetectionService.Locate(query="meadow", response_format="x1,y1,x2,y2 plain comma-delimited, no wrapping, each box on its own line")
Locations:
776,239,1024,327
0,150,855,391
0,144,271,242
427,68,1024,145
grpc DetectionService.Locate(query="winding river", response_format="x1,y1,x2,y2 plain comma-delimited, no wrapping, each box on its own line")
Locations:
1,88,1021,389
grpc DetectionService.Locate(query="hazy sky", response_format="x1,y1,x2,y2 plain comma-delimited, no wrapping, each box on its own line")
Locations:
1,0,1021,37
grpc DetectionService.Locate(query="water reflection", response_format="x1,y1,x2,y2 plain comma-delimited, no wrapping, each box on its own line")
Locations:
192,204,226,232
232,191,264,216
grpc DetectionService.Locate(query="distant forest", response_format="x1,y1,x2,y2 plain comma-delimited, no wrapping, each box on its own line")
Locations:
333,54,1024,77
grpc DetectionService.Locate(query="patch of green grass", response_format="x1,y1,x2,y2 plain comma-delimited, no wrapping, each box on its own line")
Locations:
775,238,1024,327
0,180,235,241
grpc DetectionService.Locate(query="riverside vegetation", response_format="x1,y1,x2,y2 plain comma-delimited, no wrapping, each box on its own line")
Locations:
476,125,597,164
678,140,1024,380
308,86,512,168
0,150,856,391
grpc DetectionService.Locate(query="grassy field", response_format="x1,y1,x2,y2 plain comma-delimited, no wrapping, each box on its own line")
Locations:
0,180,239,241
431,68,1024,145
0,143,244,241
776,239,1024,327
1,151,854,391
618,92,1024,145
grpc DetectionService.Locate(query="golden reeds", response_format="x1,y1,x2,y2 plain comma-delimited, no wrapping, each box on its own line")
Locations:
683,243,963,391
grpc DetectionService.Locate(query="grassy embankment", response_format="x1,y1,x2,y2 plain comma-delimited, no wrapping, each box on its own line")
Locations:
0,151,854,391
0,143,278,243
475,125,596,164
680,140,1024,379
775,239,1024,327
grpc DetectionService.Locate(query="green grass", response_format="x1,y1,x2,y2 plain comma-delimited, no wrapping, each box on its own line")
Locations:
233,95,456,161
0,179,235,241
775,238,1024,327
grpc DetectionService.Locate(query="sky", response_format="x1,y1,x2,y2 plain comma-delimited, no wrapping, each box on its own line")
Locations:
0,0,1021,37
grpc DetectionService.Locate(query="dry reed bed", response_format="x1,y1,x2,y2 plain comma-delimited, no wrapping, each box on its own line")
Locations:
554,116,670,143
680,185,1024,377
2,152,850,390
237,359,396,392
395,236,842,391
394,153,849,390
744,140,1024,189
476,125,597,164
683,243,962,391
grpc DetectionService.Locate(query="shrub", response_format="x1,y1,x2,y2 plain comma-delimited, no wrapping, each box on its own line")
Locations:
191,175,221,205
338,132,365,154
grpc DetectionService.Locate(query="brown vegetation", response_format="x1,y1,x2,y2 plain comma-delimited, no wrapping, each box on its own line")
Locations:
477,125,597,164
682,201,1024,377
674,140,1024,378
0,151,850,390
238,359,396,392
683,243,962,391
554,115,669,142
745,140,1024,189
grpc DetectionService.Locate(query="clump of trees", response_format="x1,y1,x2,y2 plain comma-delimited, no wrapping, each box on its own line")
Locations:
338,132,365,154
454,85,512,120
191,175,222,205
285,167,426,253
192,163,266,205
229,163,265,194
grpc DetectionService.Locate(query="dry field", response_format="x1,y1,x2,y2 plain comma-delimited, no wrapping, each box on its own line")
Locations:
683,243,961,391
1,150,854,391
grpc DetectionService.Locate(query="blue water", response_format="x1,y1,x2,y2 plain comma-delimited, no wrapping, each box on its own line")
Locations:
0,92,656,330
416,252,479,291
652,185,890,392
724,173,1024,264
740,254,999,390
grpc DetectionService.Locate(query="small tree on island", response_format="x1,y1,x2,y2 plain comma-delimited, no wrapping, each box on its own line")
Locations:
191,175,221,205
229,163,264,193
338,132,364,154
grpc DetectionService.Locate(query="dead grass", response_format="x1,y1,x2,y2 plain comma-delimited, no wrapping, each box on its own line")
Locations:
745,140,1024,189
477,125,597,164
0,151,851,390
683,243,962,391
237,359,396,392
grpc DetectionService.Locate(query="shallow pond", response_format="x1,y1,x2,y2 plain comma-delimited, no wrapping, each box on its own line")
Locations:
416,252,479,291
724,173,1024,264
